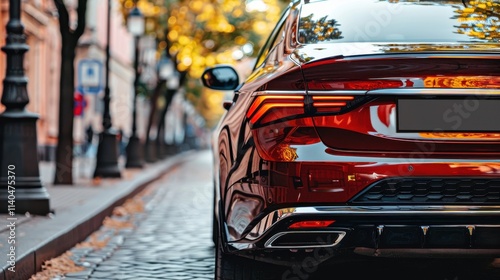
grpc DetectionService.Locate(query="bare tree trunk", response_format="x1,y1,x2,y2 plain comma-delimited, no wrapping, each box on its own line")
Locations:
144,80,164,161
146,82,164,140
157,71,188,142
156,88,175,152
53,0,87,185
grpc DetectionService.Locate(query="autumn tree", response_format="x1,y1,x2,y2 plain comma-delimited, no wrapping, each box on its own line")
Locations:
53,0,88,185
117,0,285,142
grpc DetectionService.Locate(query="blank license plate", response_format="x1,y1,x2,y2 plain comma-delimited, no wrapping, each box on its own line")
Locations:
397,99,500,132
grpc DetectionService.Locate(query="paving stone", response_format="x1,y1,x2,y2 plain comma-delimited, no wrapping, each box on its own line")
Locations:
70,248,94,255
90,271,115,278
108,235,125,246
77,262,98,270
82,257,104,264
98,260,123,266
65,270,93,277
94,265,120,272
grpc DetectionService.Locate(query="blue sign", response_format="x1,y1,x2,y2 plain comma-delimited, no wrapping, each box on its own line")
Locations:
78,59,103,94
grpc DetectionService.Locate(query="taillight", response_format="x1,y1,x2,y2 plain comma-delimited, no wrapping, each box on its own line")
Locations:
252,119,318,161
247,95,356,126
247,94,312,161
248,94,355,161
246,95,305,125
312,95,355,113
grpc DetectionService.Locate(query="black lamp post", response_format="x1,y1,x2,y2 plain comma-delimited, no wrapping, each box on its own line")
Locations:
0,0,50,214
94,0,121,178
125,6,145,168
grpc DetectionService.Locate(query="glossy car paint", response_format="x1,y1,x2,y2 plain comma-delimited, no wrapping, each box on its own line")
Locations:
208,0,500,263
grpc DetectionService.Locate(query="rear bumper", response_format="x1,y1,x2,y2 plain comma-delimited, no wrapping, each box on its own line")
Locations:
225,205,500,263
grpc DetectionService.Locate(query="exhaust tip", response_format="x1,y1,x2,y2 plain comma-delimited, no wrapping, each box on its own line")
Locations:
265,231,346,248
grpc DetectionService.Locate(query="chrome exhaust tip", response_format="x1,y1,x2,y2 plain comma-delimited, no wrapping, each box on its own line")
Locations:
265,231,346,249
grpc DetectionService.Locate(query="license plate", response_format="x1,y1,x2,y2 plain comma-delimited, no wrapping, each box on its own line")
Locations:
397,99,500,132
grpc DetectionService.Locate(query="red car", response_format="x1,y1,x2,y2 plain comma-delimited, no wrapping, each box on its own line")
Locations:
202,0,500,279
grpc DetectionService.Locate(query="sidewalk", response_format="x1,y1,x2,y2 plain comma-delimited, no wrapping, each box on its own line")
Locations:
0,152,194,280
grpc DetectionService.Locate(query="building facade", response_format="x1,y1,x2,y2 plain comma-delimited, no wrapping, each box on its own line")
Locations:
0,0,149,161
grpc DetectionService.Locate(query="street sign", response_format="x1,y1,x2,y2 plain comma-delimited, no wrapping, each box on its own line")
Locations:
78,59,103,94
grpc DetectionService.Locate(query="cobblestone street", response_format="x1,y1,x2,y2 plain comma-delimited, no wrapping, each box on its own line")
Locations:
52,150,215,280
93,152,214,280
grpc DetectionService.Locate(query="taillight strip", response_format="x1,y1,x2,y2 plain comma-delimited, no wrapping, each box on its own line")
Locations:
247,95,304,119
312,95,354,108
312,96,355,100
314,102,348,107
308,90,366,95
308,80,404,90
250,103,303,124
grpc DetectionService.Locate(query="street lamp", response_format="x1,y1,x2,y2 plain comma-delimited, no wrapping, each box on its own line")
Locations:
159,56,175,81
125,6,145,168
94,0,121,178
167,72,180,90
0,0,50,214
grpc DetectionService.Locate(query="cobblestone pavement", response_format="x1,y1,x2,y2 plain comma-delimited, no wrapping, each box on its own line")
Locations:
60,150,215,280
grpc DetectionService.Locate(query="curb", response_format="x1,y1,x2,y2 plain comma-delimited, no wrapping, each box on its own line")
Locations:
0,151,194,280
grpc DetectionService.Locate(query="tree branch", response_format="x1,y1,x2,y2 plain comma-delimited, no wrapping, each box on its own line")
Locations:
73,0,88,39
53,0,70,38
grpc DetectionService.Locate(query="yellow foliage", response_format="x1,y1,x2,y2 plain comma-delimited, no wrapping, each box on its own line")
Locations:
118,0,285,79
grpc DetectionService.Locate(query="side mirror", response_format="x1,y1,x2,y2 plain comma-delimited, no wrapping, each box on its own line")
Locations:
201,65,239,91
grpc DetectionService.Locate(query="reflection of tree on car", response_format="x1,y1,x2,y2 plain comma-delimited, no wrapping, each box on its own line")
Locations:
453,0,500,42
298,14,343,43
378,0,500,42
380,1,500,52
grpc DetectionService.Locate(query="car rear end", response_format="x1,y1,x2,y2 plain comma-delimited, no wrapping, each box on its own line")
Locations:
237,0,500,263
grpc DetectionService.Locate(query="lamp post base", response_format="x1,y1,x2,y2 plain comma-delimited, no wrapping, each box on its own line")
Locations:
0,188,51,215
93,129,121,178
125,135,144,168
0,111,51,215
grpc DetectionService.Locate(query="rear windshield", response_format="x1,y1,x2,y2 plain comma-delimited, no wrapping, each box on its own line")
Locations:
298,0,500,44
